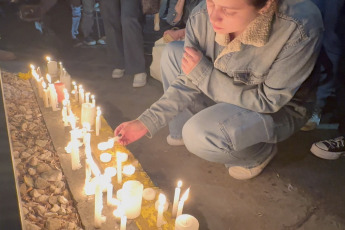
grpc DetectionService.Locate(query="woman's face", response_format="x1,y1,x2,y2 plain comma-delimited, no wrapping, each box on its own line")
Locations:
206,0,261,35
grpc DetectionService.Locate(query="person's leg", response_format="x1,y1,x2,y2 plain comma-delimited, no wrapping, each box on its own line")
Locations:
70,0,82,40
100,0,124,70
81,0,95,43
120,0,145,75
161,41,211,143
182,103,308,179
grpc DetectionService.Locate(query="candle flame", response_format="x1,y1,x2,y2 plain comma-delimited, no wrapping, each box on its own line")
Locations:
46,56,51,62
180,188,190,202
29,64,35,70
91,95,95,99
177,180,182,188
158,193,166,204
59,62,62,65
72,81,76,86
79,85,83,89
46,74,51,84
97,107,101,116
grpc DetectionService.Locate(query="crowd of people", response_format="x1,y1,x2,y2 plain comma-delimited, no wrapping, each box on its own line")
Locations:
1,0,344,179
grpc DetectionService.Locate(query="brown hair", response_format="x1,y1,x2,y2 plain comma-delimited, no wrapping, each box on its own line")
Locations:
249,0,270,9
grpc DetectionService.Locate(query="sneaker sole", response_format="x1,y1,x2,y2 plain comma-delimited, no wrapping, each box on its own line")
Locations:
310,144,342,160
228,145,277,180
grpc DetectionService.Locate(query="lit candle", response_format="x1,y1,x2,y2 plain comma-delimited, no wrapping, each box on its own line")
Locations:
72,81,78,101
175,214,199,230
42,82,50,108
176,188,190,218
70,129,82,170
82,122,91,147
60,68,71,92
107,183,113,206
113,207,127,229
84,159,92,195
47,74,58,111
96,107,101,136
79,85,84,104
157,193,166,227
116,152,128,184
122,180,144,219
143,188,156,201
46,56,58,76
37,77,43,98
172,180,182,217
85,92,90,103
91,95,95,106
62,100,68,126
81,103,96,126
123,164,135,176
94,181,106,228
100,152,112,163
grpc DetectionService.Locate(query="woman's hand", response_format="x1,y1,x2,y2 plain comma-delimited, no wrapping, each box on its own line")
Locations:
182,46,202,75
114,120,148,146
163,28,186,42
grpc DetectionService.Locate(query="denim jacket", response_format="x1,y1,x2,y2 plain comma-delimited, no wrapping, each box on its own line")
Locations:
139,0,324,137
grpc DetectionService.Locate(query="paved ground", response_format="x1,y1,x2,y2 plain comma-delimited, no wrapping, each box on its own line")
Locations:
1,1,344,230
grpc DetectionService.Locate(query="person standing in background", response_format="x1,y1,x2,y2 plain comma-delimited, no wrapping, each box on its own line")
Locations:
100,0,147,87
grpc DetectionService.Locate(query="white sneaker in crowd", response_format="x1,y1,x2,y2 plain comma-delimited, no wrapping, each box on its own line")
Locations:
133,72,147,87
112,69,125,79
97,36,106,45
310,136,345,160
166,135,184,146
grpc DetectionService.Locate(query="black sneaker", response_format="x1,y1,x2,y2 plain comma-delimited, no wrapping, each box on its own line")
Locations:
310,136,345,160
83,36,96,46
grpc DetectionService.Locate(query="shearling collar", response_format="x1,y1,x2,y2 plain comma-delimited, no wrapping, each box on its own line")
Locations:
215,2,276,60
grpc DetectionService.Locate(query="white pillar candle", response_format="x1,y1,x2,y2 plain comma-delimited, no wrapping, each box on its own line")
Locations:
96,107,101,136
120,215,127,230
157,193,166,227
60,68,71,92
94,182,105,228
47,75,58,111
46,56,58,76
172,180,182,217
70,129,82,170
175,214,199,230
116,152,128,184
122,180,144,219
62,100,68,126
42,82,50,108
85,92,90,103
176,188,190,218
37,78,43,98
91,95,95,106
81,103,96,126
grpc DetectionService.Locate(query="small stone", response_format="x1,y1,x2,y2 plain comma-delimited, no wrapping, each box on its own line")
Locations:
36,163,51,173
35,177,50,189
19,183,27,195
54,188,62,194
67,222,77,230
35,140,48,148
55,181,65,189
58,207,66,215
28,168,36,176
22,206,29,216
20,151,31,158
25,114,33,120
45,218,62,230
21,123,28,131
50,185,57,192
35,205,47,216
29,189,41,198
24,221,41,230
44,212,58,218
13,151,20,158
37,194,49,203
29,157,38,166
24,175,34,187
41,170,62,182
58,196,69,205
38,151,51,161
48,196,58,205
50,204,60,212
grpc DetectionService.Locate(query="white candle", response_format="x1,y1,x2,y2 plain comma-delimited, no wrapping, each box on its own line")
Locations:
81,103,96,126
60,68,71,92
42,82,50,108
91,95,95,106
85,92,90,103
107,183,113,206
123,164,135,176
122,180,144,219
84,159,92,195
79,85,84,104
175,214,199,230
104,167,117,178
62,100,68,126
37,78,43,98
157,193,166,227
46,56,58,76
94,181,105,228
96,107,101,136
72,81,78,101
142,188,156,201
70,129,82,170
121,215,127,230
176,188,190,218
100,152,112,163
172,180,182,217
47,74,58,111
116,152,128,184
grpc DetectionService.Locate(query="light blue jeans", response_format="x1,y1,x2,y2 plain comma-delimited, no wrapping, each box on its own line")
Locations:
161,41,309,167
71,5,81,39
